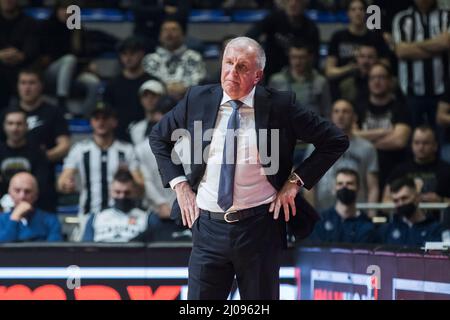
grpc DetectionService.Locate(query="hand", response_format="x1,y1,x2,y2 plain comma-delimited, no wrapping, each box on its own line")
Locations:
158,203,172,219
174,181,199,228
269,181,300,222
11,202,33,221
420,192,442,203
0,48,24,65
61,175,76,193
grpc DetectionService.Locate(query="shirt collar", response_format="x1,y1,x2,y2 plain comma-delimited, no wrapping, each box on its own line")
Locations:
221,86,256,108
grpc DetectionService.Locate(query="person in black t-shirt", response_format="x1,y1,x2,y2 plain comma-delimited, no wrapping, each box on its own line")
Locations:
13,69,71,162
384,126,450,203
437,84,450,164
246,0,320,79
325,0,390,99
354,63,412,191
0,108,50,212
104,36,157,141
1,68,71,212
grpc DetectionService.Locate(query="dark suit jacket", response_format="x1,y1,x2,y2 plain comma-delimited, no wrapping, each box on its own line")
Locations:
149,84,349,244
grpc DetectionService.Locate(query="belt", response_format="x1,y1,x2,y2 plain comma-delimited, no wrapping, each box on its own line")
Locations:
200,204,270,223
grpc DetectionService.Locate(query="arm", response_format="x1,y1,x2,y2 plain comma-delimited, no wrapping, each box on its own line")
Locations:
47,135,71,163
353,127,392,143
149,88,198,228
436,100,450,126
0,218,19,243
374,124,411,150
46,216,63,242
131,169,145,192
325,56,357,80
416,32,450,54
149,89,189,187
290,97,350,189
395,42,433,60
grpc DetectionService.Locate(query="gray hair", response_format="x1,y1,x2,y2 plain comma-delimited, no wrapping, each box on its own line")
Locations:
224,36,266,70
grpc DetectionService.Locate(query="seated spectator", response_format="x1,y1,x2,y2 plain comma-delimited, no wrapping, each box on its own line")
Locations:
436,84,450,164
384,126,450,203
82,169,149,242
129,79,175,145
353,63,412,191
142,18,206,100
339,44,378,105
58,107,144,240
0,172,62,242
38,0,101,118
309,168,375,244
325,0,390,98
1,68,71,211
325,0,390,81
268,41,331,118
132,0,190,53
304,100,379,214
246,0,320,79
0,108,50,211
0,0,39,110
104,36,156,141
375,177,444,247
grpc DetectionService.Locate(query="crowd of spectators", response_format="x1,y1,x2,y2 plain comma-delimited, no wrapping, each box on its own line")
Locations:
1,0,450,248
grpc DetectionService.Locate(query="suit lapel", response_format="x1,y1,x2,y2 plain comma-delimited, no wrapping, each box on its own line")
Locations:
254,85,271,157
201,85,223,134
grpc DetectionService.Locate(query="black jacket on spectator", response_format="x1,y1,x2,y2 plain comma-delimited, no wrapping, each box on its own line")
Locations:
309,207,375,244
375,215,443,247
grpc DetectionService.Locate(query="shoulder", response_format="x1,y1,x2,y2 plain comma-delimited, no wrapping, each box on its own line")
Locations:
393,6,414,23
71,139,94,151
183,49,203,60
113,140,135,152
187,84,221,97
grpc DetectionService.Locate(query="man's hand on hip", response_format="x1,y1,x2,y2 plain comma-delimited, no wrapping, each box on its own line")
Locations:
174,181,199,228
269,182,301,222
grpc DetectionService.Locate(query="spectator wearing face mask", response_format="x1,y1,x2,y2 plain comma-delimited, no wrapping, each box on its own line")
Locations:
82,169,150,243
375,176,445,247
309,168,375,244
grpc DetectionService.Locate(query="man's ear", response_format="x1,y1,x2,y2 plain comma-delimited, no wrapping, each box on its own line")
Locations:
254,70,263,84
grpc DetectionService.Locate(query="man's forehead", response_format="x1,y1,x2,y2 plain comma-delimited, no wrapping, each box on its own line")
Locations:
393,187,414,198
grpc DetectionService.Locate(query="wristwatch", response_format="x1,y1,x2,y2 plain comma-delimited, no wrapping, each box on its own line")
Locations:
288,172,303,187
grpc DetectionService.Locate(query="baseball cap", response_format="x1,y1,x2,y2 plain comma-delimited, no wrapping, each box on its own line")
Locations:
139,80,166,96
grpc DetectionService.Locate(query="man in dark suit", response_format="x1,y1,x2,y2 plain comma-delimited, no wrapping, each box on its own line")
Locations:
149,37,349,300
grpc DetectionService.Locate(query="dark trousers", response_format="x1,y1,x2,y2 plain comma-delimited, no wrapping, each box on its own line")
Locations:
188,206,283,300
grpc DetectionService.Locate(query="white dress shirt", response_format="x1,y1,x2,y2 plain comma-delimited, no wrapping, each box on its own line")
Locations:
170,87,277,212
